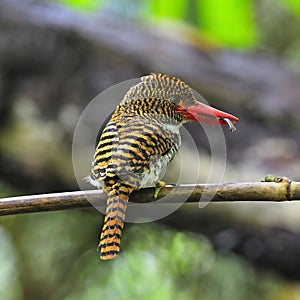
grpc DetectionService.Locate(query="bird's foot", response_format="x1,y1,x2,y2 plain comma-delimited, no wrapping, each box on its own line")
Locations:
153,181,166,199
264,175,291,184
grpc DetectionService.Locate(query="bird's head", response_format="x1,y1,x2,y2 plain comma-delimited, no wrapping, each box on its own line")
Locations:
122,73,238,131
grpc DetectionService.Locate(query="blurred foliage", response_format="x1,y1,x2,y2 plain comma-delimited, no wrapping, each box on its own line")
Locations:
0,212,298,300
1,0,300,299
150,0,188,21
57,0,258,47
281,0,300,17
56,0,300,50
58,0,103,11
196,0,257,48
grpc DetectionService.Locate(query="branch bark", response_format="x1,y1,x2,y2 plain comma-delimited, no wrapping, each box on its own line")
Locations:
0,176,299,216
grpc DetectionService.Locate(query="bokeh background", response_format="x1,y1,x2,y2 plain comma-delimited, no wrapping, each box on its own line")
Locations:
0,0,300,299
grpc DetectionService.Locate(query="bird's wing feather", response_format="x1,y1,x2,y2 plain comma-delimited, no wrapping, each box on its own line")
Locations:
91,120,119,181
92,115,179,187
110,117,179,184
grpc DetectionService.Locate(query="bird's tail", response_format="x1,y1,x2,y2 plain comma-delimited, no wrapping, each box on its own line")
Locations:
98,184,132,260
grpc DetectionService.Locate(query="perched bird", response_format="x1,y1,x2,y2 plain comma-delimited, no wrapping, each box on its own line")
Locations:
88,73,238,260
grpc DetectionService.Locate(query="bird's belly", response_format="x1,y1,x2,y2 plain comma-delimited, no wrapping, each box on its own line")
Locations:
138,155,170,188
138,141,179,188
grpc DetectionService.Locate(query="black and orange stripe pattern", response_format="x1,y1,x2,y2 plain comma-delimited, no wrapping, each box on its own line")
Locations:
98,183,133,260
90,73,196,260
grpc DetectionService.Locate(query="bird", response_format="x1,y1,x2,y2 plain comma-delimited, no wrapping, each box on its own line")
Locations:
87,73,238,260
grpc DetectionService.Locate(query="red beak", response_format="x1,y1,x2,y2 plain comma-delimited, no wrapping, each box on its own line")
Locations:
177,102,239,131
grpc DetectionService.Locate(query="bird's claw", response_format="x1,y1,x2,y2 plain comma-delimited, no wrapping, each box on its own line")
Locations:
153,181,166,199
264,175,291,184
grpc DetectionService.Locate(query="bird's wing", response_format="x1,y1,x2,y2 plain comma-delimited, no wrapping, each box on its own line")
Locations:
110,117,179,185
91,119,120,181
94,111,114,150
92,114,179,186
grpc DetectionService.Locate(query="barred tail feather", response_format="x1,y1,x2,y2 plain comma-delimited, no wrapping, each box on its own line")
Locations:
98,186,130,260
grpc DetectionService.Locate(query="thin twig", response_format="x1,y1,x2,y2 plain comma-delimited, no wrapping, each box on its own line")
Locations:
0,176,299,216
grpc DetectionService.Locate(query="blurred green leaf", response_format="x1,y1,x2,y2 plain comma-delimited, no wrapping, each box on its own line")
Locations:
58,0,104,11
150,0,188,20
197,0,258,48
280,0,300,17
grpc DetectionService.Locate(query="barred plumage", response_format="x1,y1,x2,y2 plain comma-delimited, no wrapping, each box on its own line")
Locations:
88,73,238,260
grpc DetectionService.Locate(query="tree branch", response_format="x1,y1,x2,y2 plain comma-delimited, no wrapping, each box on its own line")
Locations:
0,176,299,216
